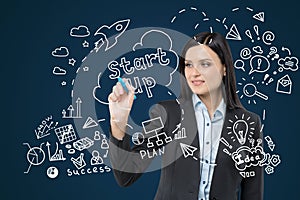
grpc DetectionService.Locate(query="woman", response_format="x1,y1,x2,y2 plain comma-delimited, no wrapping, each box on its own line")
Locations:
108,32,264,200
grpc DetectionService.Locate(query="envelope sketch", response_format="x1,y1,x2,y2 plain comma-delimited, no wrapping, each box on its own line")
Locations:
276,74,292,94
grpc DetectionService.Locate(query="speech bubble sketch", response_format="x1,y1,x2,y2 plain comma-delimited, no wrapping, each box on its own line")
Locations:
234,59,245,72
23,143,45,174
51,46,69,57
249,55,270,75
262,31,275,45
278,56,299,71
52,66,66,75
226,24,242,40
70,25,90,37
276,74,292,94
94,19,130,51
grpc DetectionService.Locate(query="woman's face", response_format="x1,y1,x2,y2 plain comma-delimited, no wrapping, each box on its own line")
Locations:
184,44,226,98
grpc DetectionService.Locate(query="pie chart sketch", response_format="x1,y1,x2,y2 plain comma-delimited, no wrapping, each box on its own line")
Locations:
47,166,59,179
23,143,46,173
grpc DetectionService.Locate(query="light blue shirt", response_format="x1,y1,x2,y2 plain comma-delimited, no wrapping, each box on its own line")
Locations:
192,94,226,200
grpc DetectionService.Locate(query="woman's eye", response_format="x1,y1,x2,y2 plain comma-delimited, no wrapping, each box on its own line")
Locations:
201,62,211,68
185,63,192,68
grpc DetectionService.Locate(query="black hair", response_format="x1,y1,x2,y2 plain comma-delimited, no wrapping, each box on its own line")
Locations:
179,32,243,109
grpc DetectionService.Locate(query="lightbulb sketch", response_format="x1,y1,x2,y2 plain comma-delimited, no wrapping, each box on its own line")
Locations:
232,120,248,145
227,113,256,145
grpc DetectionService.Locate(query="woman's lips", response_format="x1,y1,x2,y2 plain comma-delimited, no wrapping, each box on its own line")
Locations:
191,80,205,86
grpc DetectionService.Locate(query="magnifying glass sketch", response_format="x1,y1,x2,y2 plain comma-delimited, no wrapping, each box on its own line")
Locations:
243,83,268,100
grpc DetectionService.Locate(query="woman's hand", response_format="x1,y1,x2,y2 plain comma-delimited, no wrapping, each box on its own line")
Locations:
108,78,135,140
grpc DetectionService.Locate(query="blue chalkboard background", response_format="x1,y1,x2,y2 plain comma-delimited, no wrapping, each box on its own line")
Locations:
3,0,300,199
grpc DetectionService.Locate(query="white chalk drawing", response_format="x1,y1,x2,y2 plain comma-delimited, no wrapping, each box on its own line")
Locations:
46,166,59,179
34,116,58,139
73,137,94,151
278,56,299,71
234,59,245,72
226,24,242,40
68,58,76,66
264,136,275,151
174,127,187,140
142,117,172,148
71,153,86,169
253,12,264,22
90,150,104,165
82,40,89,48
46,142,66,161
83,116,98,129
132,132,145,145
276,74,292,94
262,31,275,45
52,46,69,57
94,19,130,51
240,47,252,60
23,143,45,173
54,124,77,144
180,143,198,160
62,97,82,119
70,25,90,37
227,113,256,144
249,55,270,75
53,66,67,75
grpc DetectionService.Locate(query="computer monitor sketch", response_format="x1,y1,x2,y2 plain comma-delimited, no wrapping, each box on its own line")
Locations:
142,117,164,134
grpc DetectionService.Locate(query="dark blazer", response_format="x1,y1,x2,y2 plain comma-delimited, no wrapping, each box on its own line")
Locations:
109,98,264,200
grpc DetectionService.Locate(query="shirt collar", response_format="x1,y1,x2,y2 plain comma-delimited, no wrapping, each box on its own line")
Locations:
192,94,226,119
